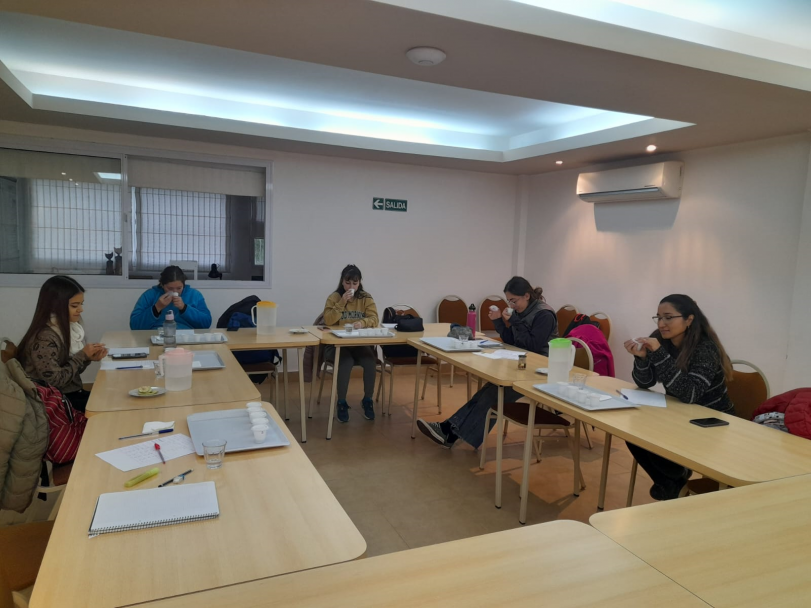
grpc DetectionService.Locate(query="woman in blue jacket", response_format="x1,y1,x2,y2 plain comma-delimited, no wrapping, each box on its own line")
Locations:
130,266,212,330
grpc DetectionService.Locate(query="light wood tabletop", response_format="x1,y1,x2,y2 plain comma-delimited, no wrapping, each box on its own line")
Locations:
137,520,709,608
407,338,594,510
86,344,260,414
590,474,811,608
30,401,366,608
513,376,811,509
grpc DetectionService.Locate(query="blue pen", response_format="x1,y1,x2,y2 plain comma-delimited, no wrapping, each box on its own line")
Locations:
117,365,143,370
616,390,629,400
118,428,174,440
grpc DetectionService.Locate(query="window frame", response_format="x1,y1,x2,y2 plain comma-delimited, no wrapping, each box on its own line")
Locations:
0,134,273,289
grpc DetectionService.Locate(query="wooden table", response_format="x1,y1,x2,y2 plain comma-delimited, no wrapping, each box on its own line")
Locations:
513,376,811,510
590,474,811,608
316,323,456,439
30,401,366,608
137,520,708,608
87,344,260,414
407,337,594,510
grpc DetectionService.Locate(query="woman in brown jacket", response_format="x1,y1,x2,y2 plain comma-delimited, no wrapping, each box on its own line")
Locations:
18,276,107,412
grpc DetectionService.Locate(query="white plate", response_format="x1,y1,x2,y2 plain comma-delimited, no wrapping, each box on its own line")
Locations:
535,367,548,375
289,328,308,334
128,387,167,398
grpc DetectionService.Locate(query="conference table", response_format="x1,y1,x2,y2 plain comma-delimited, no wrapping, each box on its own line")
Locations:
29,401,366,608
100,328,320,441
590,474,811,608
136,520,708,608
406,337,594,510
86,343,260,415
513,376,811,510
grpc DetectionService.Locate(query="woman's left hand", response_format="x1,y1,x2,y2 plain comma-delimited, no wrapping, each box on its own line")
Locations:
172,295,185,310
639,337,661,352
353,321,363,329
500,309,511,325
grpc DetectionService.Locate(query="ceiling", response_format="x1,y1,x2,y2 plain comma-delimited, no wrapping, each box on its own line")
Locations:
0,0,810,174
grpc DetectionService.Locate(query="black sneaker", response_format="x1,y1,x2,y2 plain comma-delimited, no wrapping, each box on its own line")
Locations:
417,419,451,449
362,398,375,421
336,400,350,423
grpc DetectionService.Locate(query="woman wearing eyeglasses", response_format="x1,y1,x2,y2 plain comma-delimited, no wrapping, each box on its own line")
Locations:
623,294,734,501
417,276,558,449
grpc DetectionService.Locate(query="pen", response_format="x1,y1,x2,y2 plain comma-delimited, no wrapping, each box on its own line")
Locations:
158,469,193,487
124,467,160,488
155,443,166,464
117,365,143,370
118,428,173,440
616,390,629,400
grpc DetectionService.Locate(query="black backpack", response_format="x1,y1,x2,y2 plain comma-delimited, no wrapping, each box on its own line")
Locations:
381,307,423,358
217,296,280,384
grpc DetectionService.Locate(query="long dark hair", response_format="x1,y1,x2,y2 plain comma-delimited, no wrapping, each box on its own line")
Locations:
18,275,85,366
653,294,733,380
335,264,369,298
503,276,545,302
158,266,187,288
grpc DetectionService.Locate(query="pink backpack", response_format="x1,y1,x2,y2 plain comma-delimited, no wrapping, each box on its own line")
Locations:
36,384,87,463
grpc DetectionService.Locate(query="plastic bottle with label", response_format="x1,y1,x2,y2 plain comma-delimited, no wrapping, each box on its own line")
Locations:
163,310,177,347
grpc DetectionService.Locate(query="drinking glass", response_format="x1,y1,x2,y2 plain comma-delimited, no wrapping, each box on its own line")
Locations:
203,439,227,469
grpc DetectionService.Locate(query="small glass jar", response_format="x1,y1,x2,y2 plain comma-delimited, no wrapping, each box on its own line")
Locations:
517,354,527,370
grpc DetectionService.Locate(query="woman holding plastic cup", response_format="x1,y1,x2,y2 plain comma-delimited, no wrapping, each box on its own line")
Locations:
130,265,212,330
322,264,380,424
417,276,558,449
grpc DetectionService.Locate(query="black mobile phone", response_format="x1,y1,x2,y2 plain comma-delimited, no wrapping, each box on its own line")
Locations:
689,417,729,428
227,326,239,332
111,353,148,360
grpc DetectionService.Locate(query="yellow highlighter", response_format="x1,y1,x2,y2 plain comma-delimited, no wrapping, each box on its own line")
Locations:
124,467,160,488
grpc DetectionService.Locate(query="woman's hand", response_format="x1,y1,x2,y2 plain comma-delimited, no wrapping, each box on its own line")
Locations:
639,337,661,352
155,292,173,312
487,307,501,321
353,321,363,329
82,343,108,361
172,294,185,311
624,339,648,358
341,290,354,304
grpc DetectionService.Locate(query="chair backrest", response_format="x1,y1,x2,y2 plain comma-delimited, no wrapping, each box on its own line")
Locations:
556,305,578,337
0,338,16,364
389,304,420,318
479,296,507,332
728,360,770,421
590,311,612,341
570,337,594,372
436,296,468,325
169,259,198,281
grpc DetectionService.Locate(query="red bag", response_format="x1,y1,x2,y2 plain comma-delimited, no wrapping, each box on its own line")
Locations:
35,384,87,463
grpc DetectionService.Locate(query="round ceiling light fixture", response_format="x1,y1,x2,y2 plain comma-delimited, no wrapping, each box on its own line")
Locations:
555,160,563,165
646,144,657,152
406,47,447,67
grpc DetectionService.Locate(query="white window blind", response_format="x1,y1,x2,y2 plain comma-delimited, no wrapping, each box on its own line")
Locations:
128,157,265,197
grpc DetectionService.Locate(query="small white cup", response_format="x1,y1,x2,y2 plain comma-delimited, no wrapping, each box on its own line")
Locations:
576,389,588,404
490,305,499,312
249,412,268,423
252,424,268,443
588,393,601,407
504,308,514,317
246,401,263,409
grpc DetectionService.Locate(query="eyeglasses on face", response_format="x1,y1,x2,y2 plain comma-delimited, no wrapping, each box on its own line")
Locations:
652,315,684,324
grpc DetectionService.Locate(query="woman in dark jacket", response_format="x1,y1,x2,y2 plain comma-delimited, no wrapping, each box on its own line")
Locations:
624,294,734,500
417,276,558,449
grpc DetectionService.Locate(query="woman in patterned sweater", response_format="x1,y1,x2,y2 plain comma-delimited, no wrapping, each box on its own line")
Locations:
624,294,734,500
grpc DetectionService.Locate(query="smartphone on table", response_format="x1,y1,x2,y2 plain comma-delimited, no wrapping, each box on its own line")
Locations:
689,417,729,428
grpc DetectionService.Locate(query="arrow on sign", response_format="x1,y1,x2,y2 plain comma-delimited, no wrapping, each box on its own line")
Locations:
372,197,384,210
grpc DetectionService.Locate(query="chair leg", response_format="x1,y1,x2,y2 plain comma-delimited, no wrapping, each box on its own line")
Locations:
479,410,494,469
503,420,509,436
565,428,586,494
421,365,430,400
466,372,472,401
582,421,593,449
626,459,638,507
388,364,395,413
449,363,454,387
477,377,483,391
533,435,543,462
376,364,384,401
436,363,442,415
317,363,327,404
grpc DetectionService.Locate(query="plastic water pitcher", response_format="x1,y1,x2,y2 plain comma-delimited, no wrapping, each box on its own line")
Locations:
251,301,277,335
158,348,194,392
547,338,576,385
467,303,477,334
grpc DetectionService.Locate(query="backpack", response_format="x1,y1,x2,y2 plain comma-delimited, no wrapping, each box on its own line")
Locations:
36,384,86,464
381,308,422,358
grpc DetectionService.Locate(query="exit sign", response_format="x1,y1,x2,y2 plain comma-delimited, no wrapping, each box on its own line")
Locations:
372,197,408,212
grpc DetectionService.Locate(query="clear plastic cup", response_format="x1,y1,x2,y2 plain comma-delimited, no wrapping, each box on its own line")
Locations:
572,373,587,388
203,439,227,469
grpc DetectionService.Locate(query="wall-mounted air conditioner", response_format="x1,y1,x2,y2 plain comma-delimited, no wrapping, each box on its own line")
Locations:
577,161,684,203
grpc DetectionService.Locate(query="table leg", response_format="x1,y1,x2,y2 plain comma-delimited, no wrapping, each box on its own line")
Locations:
573,419,581,497
326,345,341,440
308,344,319,418
519,399,537,524
282,350,290,421
495,385,504,509
297,348,307,443
597,432,613,510
410,352,423,438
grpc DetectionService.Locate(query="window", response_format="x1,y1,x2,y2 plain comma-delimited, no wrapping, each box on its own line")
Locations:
0,145,270,285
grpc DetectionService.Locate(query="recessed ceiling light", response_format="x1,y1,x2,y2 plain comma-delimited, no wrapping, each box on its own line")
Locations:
69,178,73,181
646,145,657,152
406,47,447,67
61,172,66,175
556,160,563,165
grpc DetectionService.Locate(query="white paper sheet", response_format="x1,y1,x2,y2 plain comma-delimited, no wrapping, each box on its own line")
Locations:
474,350,526,361
95,434,195,472
108,347,150,357
619,389,667,407
100,360,156,371
142,421,175,433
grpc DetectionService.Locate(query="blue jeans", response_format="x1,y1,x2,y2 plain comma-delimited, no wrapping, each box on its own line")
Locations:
447,382,521,448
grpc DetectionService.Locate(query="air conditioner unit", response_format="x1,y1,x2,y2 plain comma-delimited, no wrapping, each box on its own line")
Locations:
577,161,684,203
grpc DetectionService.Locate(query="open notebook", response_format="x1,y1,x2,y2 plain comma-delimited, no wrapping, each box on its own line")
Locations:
88,481,219,537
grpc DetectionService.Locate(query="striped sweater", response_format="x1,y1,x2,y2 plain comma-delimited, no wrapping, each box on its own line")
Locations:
632,339,734,414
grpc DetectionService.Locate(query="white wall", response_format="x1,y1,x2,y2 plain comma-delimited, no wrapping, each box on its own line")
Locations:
523,134,811,393
0,122,519,377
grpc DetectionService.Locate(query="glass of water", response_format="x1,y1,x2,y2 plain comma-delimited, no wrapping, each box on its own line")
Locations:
203,439,227,469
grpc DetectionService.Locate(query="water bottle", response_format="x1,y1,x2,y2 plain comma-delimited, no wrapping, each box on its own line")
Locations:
163,310,177,347
467,303,477,334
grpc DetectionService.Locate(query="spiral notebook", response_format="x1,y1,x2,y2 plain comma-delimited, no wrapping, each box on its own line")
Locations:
88,481,219,537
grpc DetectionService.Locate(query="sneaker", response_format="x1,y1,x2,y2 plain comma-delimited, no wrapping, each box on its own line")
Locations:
336,400,350,423
362,398,375,421
417,419,451,449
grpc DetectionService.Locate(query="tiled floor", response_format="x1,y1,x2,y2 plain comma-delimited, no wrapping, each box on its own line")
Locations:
265,369,657,558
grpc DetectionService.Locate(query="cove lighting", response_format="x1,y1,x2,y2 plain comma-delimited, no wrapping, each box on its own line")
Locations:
556,160,563,165
646,144,657,152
